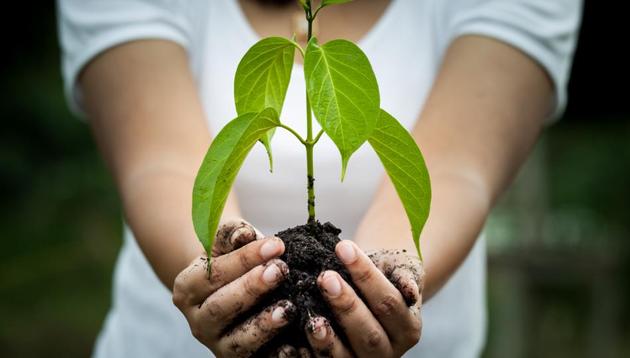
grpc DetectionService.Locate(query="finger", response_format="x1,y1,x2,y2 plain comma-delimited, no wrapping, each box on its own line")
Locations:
173,237,285,308
335,241,414,336
172,255,212,309
209,237,285,293
318,271,391,356
368,250,423,289
390,265,423,306
371,250,423,306
194,259,288,334
305,316,353,358
368,249,424,348
218,300,296,357
213,219,263,256
411,299,423,330
389,270,424,349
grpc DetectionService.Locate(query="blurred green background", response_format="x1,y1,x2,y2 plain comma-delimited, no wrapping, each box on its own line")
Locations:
1,2,628,357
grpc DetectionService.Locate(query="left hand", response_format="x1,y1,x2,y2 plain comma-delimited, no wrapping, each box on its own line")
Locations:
304,240,424,357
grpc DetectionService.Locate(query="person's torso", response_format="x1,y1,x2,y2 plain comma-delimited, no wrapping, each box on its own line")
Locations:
94,1,487,357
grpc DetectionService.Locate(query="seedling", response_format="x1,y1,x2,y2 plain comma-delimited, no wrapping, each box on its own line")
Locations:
192,0,431,350
192,0,430,263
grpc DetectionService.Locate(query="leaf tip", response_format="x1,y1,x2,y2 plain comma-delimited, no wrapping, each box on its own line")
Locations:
412,228,422,261
265,147,274,173
340,155,349,182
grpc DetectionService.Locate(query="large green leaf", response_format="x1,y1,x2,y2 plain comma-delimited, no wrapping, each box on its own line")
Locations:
368,109,431,258
192,108,280,251
234,37,295,171
234,37,295,116
304,38,380,179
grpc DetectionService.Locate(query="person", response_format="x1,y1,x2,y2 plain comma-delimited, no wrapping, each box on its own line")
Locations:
57,0,582,357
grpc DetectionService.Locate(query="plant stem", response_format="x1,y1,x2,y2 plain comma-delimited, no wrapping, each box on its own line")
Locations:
312,129,324,145
305,7,316,223
279,123,307,145
289,40,305,57
307,7,313,40
306,96,315,223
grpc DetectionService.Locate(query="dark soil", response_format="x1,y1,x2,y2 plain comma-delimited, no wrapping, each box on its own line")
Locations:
254,221,356,355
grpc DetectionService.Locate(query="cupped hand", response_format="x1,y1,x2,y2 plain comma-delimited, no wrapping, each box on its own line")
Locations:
305,241,424,357
173,219,296,357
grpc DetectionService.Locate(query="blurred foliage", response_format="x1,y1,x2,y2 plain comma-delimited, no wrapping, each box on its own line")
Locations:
484,121,630,358
0,3,121,357
1,2,628,358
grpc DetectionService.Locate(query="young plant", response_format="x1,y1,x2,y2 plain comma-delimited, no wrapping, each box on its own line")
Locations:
192,0,431,263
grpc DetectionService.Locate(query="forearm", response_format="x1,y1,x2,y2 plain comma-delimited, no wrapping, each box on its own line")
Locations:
81,40,236,289
121,168,241,288
356,35,552,300
355,169,489,300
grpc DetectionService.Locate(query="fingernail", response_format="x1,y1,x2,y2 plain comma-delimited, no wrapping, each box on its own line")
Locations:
313,324,327,340
263,264,281,285
260,239,281,260
272,306,286,324
337,241,357,264
321,271,342,297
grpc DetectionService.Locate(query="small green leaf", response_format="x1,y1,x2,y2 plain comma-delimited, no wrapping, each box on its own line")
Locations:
234,37,295,171
368,110,431,258
297,0,309,10
192,108,280,252
304,38,380,179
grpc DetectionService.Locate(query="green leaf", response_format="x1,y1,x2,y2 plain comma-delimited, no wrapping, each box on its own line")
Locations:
235,37,295,115
304,38,380,179
368,109,431,258
192,108,280,252
234,37,296,171
297,0,309,10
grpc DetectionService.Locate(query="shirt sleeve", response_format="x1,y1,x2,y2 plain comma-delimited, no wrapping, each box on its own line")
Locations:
437,0,583,121
57,0,198,116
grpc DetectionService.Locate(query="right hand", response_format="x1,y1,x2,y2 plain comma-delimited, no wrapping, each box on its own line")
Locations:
173,219,294,357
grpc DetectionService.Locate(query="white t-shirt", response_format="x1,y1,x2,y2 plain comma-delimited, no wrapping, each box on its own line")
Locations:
58,1,582,357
